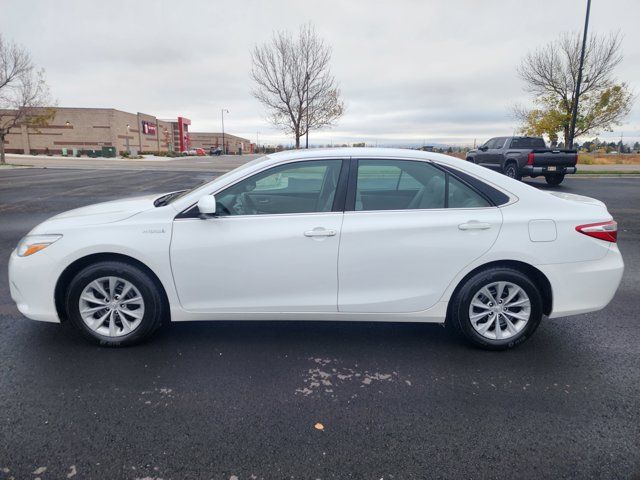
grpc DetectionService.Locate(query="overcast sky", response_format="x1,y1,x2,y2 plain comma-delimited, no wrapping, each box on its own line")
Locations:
4,0,640,146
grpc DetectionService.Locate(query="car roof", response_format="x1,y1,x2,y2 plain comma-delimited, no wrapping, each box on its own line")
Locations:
261,147,479,172
170,147,551,211
265,147,433,162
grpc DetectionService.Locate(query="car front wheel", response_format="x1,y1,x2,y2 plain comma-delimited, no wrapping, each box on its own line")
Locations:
64,261,166,346
449,268,543,350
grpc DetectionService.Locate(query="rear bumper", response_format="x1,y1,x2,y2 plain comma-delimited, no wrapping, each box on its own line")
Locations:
523,165,577,177
537,245,624,318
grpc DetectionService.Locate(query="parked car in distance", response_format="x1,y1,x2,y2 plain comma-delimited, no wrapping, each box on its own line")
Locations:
8,148,623,350
195,148,206,156
467,136,577,185
210,147,223,156
181,149,197,156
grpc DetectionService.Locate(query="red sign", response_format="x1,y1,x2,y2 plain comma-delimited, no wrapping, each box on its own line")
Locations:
142,121,157,135
177,117,191,152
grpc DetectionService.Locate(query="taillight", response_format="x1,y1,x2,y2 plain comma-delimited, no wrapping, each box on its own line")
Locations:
527,152,534,165
576,221,618,242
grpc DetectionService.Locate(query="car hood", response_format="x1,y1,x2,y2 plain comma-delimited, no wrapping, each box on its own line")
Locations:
31,194,162,232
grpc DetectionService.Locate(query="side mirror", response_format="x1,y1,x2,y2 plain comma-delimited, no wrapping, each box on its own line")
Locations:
197,194,217,219
479,146,488,151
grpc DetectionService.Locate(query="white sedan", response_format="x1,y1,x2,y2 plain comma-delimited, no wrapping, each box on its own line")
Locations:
8,148,624,350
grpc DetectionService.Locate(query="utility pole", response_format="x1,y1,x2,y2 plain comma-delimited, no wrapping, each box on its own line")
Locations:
221,109,229,154
568,0,591,149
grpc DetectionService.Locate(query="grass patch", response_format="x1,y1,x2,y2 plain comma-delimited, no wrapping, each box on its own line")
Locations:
577,153,640,165
0,163,30,169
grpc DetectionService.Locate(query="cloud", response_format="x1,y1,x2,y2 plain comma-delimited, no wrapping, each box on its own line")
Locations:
4,0,640,145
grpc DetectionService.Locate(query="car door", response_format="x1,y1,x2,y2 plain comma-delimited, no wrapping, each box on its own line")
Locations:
338,158,502,313
487,137,506,168
475,138,495,166
170,158,347,313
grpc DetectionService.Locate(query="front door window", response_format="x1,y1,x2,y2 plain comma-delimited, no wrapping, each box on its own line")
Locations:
216,160,343,216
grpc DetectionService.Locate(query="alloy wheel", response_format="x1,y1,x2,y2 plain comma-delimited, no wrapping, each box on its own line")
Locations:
468,281,531,340
78,276,145,337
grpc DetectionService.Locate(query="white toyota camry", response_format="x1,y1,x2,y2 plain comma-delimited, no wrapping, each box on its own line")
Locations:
8,148,624,349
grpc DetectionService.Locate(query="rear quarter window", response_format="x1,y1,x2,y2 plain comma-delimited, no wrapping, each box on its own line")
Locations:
510,137,546,149
439,166,510,206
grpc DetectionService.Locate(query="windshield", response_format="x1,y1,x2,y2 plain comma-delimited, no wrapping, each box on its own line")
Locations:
157,155,270,206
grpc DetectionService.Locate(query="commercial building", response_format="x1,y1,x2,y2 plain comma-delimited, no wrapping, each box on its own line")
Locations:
2,107,251,155
189,132,251,154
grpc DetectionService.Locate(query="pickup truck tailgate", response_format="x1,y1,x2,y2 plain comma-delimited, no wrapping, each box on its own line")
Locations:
532,150,577,167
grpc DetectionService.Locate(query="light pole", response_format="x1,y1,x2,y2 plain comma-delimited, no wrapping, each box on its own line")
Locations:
125,124,131,154
568,0,591,149
305,72,310,149
256,131,260,153
221,109,229,155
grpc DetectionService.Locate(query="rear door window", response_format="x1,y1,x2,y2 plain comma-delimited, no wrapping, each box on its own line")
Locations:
353,159,491,211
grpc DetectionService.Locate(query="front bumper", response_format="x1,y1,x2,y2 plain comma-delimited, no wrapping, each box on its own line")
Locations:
537,245,624,318
523,165,577,177
8,249,61,323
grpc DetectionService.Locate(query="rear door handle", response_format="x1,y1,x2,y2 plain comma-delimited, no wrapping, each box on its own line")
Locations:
458,221,492,231
304,228,337,237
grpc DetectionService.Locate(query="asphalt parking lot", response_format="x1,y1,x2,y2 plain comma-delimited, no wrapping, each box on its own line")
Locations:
0,168,638,479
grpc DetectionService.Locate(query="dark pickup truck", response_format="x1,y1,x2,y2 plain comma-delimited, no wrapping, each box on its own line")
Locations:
466,136,577,185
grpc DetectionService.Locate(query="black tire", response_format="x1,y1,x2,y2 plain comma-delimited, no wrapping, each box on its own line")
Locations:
64,261,166,346
545,173,565,186
449,267,543,350
503,162,521,181
466,156,476,163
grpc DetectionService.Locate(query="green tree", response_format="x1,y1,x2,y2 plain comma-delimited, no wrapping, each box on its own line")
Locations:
514,32,634,147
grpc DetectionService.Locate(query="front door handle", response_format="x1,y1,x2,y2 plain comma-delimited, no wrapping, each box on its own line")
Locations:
304,228,337,237
458,221,492,231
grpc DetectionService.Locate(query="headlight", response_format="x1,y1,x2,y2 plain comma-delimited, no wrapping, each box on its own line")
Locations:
16,234,63,257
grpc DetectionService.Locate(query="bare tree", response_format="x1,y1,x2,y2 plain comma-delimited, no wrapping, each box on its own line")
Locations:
251,24,344,148
0,35,53,164
515,32,634,146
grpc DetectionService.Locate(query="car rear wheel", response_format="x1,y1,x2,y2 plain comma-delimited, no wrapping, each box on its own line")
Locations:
545,173,565,186
449,267,543,350
65,261,166,346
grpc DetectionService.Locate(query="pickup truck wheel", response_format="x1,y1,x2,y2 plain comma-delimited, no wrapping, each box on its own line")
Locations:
504,162,521,181
545,173,565,186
